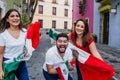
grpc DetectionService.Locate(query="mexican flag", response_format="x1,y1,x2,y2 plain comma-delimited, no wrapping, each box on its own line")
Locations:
54,60,75,80
16,21,41,61
48,29,115,80
48,28,59,40
3,22,41,80
69,43,114,80
48,28,60,44
54,61,69,80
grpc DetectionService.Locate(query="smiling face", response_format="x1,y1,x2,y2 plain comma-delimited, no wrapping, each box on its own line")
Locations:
56,37,68,53
6,11,20,27
75,20,85,36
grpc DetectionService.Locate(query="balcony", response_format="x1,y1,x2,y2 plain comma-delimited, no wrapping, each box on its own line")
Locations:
52,0,57,4
96,0,112,4
96,0,102,2
64,2,69,6
79,0,86,15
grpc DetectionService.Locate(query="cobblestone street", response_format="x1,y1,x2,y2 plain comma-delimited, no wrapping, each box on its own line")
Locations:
97,44,120,80
27,30,120,80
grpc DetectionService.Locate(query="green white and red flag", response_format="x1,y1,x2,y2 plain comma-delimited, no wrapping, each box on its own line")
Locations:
48,29,115,80
3,22,41,80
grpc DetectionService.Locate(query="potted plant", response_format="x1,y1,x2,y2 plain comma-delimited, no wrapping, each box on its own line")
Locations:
91,33,97,42
79,0,86,15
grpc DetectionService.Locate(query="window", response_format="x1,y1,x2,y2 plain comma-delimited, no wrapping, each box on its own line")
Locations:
38,19,43,28
52,0,57,3
64,9,68,17
38,5,43,14
64,21,68,29
65,0,68,5
52,20,56,28
52,7,56,15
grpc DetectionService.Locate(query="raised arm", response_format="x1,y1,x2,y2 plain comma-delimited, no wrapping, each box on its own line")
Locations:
89,42,103,61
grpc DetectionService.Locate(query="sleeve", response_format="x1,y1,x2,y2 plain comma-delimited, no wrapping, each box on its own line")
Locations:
45,49,54,65
22,28,27,32
0,34,5,46
69,32,75,43
88,37,94,46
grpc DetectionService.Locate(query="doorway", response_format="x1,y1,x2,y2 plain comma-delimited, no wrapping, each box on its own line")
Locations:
102,11,109,44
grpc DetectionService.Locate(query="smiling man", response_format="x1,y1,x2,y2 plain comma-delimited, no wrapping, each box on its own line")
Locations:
43,33,74,80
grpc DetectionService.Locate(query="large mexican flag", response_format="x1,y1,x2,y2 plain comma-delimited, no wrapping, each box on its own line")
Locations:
48,29,115,80
3,22,41,80
54,60,75,80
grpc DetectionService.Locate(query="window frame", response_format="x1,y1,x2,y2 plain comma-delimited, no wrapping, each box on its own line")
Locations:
38,5,43,14
52,20,56,28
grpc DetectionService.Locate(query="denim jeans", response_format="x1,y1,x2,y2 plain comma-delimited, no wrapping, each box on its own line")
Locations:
15,61,29,80
76,59,83,80
43,69,73,80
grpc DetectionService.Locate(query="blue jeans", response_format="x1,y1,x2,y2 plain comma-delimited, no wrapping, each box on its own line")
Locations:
15,61,29,80
43,69,73,80
76,59,83,80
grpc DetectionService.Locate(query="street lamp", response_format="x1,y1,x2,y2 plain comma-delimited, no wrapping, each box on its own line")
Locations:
110,8,117,14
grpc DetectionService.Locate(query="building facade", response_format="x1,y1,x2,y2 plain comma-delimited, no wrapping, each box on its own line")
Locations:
95,0,120,48
72,0,94,33
93,0,101,43
32,0,73,29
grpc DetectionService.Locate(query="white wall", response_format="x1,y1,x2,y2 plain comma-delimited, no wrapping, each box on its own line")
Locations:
32,0,73,29
94,0,101,43
109,0,120,48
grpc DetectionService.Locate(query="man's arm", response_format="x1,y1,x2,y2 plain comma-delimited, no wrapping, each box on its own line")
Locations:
46,64,57,74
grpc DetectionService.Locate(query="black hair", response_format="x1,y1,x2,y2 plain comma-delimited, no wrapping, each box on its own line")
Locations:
56,33,69,41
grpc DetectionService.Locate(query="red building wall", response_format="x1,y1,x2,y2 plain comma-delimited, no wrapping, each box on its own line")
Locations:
72,0,94,32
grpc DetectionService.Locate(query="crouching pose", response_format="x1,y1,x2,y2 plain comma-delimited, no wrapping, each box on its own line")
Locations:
43,33,74,80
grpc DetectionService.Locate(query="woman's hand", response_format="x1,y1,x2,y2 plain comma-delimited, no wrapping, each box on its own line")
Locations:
0,70,4,80
72,50,79,58
0,46,5,80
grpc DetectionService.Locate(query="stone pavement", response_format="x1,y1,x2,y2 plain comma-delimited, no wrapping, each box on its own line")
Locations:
96,44,120,80
26,31,120,80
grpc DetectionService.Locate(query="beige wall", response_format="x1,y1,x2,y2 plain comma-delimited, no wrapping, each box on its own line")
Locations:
32,0,72,29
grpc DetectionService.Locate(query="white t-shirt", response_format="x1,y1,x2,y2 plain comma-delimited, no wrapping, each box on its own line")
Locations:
43,46,73,71
0,29,26,59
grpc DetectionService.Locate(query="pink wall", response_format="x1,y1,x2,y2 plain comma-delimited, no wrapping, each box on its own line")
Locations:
72,0,94,32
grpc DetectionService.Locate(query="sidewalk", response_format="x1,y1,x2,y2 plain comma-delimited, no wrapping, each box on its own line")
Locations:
96,43,120,80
